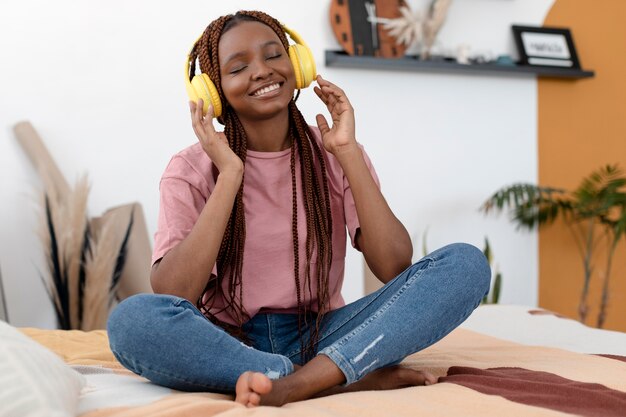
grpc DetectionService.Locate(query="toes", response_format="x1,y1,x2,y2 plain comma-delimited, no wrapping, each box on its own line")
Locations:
235,371,273,407
235,371,253,395
423,371,438,386
236,391,251,406
249,372,273,395
247,392,261,407
396,367,436,386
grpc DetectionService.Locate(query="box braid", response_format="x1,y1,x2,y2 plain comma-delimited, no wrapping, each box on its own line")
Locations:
189,11,333,360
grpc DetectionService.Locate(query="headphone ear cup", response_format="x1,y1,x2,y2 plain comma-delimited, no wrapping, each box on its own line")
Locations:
189,73,222,117
288,44,316,89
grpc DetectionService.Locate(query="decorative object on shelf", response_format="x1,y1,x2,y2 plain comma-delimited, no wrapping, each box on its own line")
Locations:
377,5,423,48
495,54,516,67
330,0,409,57
378,0,452,58
422,0,453,59
330,0,454,59
326,6,595,78
512,25,581,69
482,164,626,328
13,121,153,330
456,43,471,65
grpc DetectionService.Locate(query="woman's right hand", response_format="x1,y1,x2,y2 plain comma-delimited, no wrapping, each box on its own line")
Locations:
190,99,243,177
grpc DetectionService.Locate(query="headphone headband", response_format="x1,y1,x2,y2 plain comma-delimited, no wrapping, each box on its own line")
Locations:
184,34,203,99
282,25,309,52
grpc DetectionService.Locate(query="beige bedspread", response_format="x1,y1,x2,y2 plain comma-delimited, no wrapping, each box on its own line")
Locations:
21,326,626,417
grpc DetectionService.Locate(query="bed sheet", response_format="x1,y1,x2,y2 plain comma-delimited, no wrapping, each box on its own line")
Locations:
461,304,626,355
20,305,626,417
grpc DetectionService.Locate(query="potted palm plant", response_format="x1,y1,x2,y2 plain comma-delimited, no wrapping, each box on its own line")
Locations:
481,164,626,328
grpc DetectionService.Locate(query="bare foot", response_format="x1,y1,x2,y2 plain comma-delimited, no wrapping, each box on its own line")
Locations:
236,356,346,407
235,371,273,407
348,366,437,391
234,363,434,407
314,365,437,398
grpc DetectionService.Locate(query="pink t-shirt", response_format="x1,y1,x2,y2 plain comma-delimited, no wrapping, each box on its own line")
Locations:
152,126,380,324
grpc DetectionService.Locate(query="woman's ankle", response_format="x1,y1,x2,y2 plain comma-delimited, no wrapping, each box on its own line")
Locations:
263,355,345,405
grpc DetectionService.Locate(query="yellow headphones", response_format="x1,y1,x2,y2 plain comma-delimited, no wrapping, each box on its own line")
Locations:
184,24,316,118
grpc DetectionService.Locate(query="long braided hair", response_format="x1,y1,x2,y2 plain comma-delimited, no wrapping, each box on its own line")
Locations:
189,11,333,360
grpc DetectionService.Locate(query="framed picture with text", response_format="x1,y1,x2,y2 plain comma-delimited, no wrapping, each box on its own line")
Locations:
512,25,581,69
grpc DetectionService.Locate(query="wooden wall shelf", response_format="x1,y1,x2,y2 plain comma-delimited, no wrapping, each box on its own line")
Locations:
325,50,595,79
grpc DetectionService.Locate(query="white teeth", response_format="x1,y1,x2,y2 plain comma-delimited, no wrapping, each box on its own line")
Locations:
253,83,280,96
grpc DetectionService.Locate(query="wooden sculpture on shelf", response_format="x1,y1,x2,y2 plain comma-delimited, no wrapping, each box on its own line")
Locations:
329,0,409,57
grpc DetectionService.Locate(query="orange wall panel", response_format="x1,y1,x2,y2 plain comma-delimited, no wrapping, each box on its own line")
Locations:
539,0,626,331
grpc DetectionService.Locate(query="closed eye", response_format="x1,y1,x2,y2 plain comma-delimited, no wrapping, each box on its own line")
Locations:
266,53,282,60
230,65,247,74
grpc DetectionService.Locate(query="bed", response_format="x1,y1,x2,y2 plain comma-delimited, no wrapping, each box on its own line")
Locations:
3,304,626,417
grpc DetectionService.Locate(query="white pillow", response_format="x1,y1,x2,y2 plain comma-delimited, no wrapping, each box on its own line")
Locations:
0,320,86,417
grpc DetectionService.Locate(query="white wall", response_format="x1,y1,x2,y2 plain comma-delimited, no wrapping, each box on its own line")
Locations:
0,0,554,327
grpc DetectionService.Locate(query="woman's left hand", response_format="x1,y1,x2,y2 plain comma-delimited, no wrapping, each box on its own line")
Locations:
314,75,357,156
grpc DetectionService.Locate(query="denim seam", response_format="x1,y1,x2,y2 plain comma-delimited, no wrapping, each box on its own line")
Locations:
172,298,186,307
286,259,436,359
267,314,277,354
171,297,207,320
318,260,435,383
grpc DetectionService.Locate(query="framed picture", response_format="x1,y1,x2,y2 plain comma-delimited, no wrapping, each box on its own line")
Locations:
512,25,581,69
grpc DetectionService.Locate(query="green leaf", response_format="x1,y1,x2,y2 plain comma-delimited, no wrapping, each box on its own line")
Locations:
482,183,570,231
492,271,502,304
483,237,492,264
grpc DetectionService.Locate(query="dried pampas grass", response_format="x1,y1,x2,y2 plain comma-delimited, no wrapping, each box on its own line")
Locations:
17,121,142,331
38,175,90,330
82,207,133,330
38,176,133,330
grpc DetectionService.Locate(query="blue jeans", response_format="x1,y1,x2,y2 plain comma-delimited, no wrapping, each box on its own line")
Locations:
107,243,490,392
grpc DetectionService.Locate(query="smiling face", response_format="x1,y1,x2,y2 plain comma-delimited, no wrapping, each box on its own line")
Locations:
218,20,296,123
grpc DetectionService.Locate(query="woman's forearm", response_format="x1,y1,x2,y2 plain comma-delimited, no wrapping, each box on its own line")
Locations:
335,145,412,283
150,170,243,302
